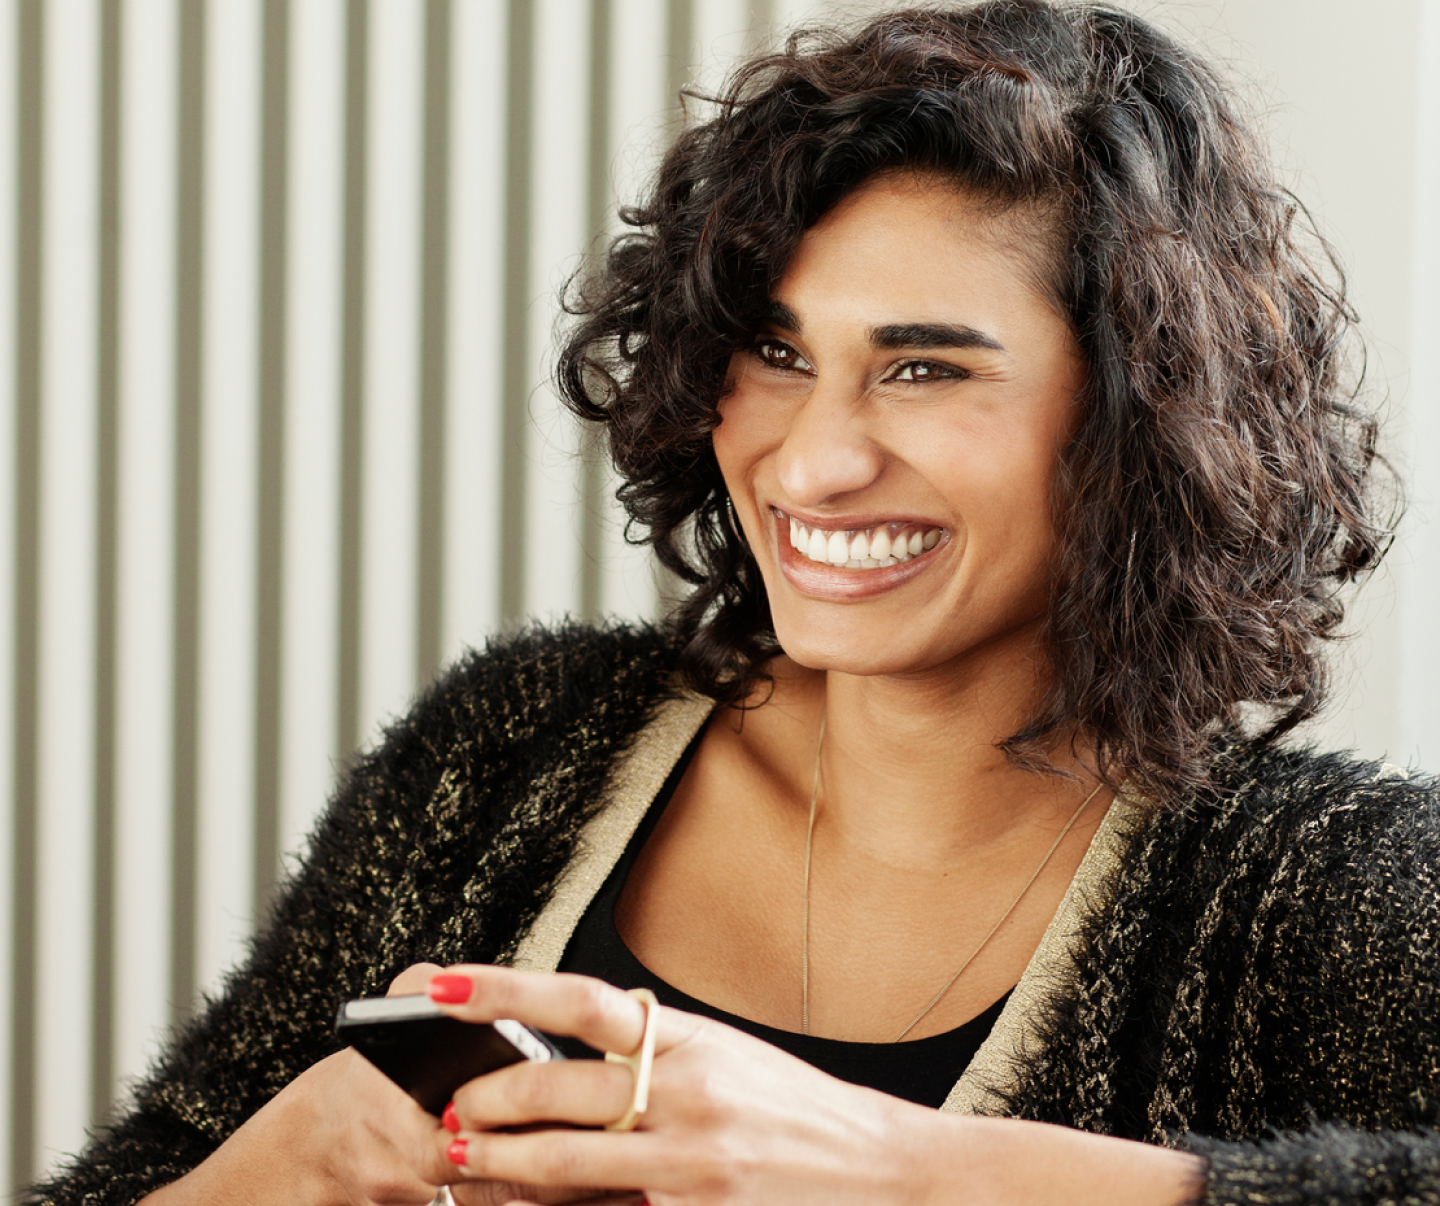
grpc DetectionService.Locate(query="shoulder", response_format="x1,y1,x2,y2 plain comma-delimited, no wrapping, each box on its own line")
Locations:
1106,746,1440,1132
1151,742,1440,1048
278,622,685,968
1200,742,1440,892
303,621,683,880
362,620,681,771
1133,741,1440,937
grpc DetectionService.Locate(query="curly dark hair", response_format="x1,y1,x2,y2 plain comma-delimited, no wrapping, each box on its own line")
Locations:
556,0,1394,795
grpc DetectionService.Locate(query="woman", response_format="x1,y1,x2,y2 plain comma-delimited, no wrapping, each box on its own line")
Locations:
31,3,1438,1205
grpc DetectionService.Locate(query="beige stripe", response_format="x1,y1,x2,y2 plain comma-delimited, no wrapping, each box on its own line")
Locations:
508,692,715,972
941,788,1146,1115
510,697,1144,1116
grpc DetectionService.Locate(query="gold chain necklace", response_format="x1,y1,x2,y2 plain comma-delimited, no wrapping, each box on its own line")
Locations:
800,715,1104,1041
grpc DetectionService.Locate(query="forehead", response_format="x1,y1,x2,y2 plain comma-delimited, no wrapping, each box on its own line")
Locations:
774,174,1071,337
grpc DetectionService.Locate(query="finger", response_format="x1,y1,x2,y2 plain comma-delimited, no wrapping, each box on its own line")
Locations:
391,962,445,996
425,967,694,1058
449,1181,635,1206
447,1130,670,1196
451,1059,636,1131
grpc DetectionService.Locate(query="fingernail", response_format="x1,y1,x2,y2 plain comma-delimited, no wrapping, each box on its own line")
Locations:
442,1101,460,1134
428,974,473,1005
447,1138,468,1167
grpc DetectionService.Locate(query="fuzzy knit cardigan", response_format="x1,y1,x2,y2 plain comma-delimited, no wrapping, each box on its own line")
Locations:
28,624,1440,1206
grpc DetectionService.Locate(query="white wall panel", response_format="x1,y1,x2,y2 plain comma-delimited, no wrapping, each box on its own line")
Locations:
112,0,177,1100
610,0,668,203
279,0,345,858
359,0,424,734
0,0,17,1192
196,0,262,996
442,0,506,659
597,0,669,622
1398,0,1440,768
523,0,593,621
691,0,752,90
34,0,100,1173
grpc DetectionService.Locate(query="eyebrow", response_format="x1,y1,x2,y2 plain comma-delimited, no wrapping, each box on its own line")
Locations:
756,304,1006,354
869,322,1006,353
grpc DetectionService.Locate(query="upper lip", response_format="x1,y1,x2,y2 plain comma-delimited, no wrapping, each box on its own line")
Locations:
769,504,948,533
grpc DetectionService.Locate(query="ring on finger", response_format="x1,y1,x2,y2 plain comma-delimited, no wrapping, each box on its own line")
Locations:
604,988,659,1132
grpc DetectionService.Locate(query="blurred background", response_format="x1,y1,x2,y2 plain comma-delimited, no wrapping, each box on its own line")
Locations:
1,0,1436,1192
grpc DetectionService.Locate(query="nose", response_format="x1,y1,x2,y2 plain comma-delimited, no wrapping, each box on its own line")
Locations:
773,377,883,508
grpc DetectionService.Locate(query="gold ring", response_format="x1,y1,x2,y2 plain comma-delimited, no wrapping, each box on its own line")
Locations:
604,988,659,1131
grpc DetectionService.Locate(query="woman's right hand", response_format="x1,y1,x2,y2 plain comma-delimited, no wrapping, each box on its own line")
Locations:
139,964,639,1206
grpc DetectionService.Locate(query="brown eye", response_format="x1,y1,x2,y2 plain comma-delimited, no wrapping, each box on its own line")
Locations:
892,360,965,383
754,340,811,372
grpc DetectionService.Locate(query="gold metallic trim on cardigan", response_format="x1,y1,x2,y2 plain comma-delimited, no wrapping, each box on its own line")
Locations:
509,694,1141,1116
509,692,715,973
941,789,1144,1115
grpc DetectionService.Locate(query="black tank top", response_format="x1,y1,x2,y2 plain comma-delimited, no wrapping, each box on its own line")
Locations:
556,733,1009,1108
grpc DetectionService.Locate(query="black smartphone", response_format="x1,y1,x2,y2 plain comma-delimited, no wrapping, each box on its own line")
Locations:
335,994,564,1116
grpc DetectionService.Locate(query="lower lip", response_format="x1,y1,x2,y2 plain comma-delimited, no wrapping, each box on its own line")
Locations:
773,514,945,600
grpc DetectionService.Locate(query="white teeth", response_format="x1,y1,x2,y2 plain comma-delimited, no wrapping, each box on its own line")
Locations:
784,515,945,569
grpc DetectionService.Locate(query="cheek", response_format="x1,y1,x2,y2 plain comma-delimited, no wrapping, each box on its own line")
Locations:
712,371,784,483
917,415,1065,557
710,401,746,488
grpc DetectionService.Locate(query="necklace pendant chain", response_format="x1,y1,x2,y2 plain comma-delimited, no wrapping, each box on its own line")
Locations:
800,713,1104,1042
800,715,826,1037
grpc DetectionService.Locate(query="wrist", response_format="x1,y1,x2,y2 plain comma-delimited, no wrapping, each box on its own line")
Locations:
880,1097,966,1206
165,1059,351,1206
263,1056,353,1206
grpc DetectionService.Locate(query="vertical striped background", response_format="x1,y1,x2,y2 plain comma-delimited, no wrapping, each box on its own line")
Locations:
2,0,1437,1193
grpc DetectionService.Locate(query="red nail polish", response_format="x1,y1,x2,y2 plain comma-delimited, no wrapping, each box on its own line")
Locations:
447,1138,468,1167
442,1101,460,1134
428,974,473,1005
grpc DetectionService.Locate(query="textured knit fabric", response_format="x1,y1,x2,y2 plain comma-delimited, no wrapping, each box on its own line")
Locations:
26,625,1440,1205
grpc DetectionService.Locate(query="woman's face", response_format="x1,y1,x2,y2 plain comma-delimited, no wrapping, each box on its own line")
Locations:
714,173,1086,683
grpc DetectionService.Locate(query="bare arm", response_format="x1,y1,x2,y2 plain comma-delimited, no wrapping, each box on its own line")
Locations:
910,1114,1205,1206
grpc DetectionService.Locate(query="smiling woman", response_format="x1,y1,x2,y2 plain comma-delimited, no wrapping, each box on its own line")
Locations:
28,4,1439,1206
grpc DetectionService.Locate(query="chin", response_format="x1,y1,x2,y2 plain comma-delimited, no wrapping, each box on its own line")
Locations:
771,622,940,679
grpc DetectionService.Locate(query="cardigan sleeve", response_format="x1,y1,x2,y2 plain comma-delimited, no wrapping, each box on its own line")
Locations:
22,652,515,1206
1191,769,1440,1205
1193,1125,1440,1205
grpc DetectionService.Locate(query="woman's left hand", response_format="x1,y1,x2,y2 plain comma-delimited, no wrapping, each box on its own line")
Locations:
430,964,931,1206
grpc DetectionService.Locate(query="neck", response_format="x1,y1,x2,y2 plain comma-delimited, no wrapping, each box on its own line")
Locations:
771,646,1104,871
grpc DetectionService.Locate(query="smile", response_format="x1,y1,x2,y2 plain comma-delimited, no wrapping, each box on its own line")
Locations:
782,513,945,569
